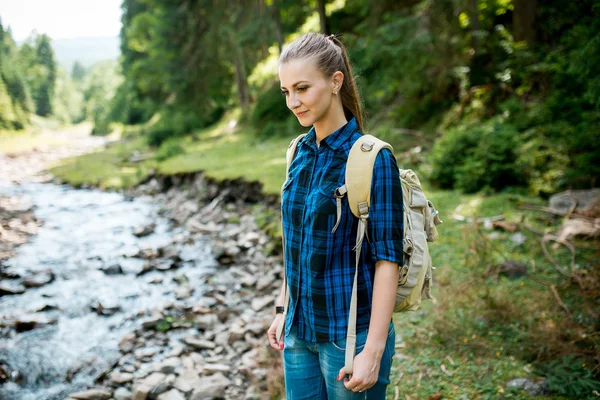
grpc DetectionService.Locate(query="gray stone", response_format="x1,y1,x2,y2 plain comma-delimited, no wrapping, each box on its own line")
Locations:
100,263,124,275
141,316,163,330
251,296,272,312
69,388,112,400
21,269,54,287
157,389,185,400
195,313,218,331
133,223,156,237
132,372,167,400
189,372,231,399
507,378,548,396
0,282,26,296
510,232,527,245
549,189,600,214
110,370,134,384
119,333,136,353
201,363,231,375
183,337,216,350
497,260,527,278
256,274,276,291
113,387,133,400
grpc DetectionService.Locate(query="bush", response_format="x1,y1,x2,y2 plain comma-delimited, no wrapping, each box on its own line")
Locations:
155,139,185,161
430,118,523,193
251,82,298,138
147,106,223,147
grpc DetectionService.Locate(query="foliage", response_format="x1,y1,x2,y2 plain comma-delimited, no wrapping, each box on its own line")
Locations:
430,117,523,193
155,139,185,162
540,355,600,397
250,82,299,138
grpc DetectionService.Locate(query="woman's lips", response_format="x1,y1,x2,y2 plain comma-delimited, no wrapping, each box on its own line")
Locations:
296,111,308,117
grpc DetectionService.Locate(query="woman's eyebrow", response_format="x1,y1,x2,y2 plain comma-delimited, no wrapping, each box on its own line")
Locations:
280,80,309,90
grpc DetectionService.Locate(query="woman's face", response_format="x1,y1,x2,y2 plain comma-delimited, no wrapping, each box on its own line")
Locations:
279,58,338,128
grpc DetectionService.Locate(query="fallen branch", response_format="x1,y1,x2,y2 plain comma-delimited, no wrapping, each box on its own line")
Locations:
520,204,595,222
549,284,572,316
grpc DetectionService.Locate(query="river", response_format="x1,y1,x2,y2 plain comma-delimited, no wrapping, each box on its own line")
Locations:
0,181,217,400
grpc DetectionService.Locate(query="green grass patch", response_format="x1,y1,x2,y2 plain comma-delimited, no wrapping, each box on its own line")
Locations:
50,136,156,189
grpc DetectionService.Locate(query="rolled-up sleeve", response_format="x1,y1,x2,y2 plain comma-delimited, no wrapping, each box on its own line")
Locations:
367,148,404,264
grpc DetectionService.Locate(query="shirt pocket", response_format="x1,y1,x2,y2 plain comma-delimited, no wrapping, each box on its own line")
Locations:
315,181,340,216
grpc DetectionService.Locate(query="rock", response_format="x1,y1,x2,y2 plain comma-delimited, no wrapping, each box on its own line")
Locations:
496,260,527,278
133,223,156,237
91,300,121,316
21,269,54,287
256,274,276,291
183,337,216,350
251,296,273,312
227,324,246,345
0,282,26,296
187,220,221,234
195,313,219,331
157,389,185,400
119,333,137,353
506,377,548,396
492,220,519,232
201,363,231,375
175,286,192,300
549,189,600,215
152,357,181,374
240,275,257,287
14,314,57,332
172,376,194,394
132,372,167,400
69,388,112,400
142,316,163,330
110,370,134,384
244,322,266,336
100,263,124,275
510,232,527,245
189,372,232,399
113,387,133,400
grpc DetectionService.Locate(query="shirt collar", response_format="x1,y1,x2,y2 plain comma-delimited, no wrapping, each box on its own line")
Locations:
300,117,358,152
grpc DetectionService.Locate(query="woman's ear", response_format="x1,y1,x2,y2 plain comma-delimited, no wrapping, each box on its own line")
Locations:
332,71,344,93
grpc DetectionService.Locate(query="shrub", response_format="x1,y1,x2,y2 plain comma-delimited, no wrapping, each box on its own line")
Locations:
251,82,298,138
430,118,523,193
155,139,185,161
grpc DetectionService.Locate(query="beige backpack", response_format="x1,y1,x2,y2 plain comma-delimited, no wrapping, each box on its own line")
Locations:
277,133,442,375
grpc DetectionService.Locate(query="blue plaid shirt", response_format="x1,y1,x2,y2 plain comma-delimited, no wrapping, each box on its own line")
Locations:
281,117,404,343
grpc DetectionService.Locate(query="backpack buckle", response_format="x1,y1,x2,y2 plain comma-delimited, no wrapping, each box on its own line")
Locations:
361,141,375,152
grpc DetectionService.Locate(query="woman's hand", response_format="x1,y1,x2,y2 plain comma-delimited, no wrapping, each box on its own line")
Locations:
267,314,285,351
337,346,383,392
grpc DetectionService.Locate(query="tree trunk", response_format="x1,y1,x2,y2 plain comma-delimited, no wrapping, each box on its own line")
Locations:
271,0,284,54
317,0,330,35
513,0,536,49
228,29,250,109
468,0,480,52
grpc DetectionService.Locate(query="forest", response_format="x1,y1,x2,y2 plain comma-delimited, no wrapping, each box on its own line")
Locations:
1,0,599,398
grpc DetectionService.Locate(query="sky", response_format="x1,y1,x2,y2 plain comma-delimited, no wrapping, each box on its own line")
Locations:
0,0,122,41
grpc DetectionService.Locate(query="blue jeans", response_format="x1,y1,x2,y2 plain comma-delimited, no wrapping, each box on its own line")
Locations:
283,322,396,399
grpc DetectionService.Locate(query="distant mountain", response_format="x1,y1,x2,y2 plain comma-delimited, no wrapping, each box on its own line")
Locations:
52,36,120,72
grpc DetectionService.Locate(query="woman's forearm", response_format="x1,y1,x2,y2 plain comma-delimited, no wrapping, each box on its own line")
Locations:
364,260,399,359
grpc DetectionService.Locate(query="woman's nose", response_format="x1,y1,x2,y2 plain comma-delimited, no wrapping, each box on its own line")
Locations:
288,93,301,109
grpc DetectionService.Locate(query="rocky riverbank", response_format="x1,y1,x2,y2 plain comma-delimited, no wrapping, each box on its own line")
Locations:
63,173,285,400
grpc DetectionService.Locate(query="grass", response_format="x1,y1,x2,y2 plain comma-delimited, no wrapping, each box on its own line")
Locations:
49,114,599,399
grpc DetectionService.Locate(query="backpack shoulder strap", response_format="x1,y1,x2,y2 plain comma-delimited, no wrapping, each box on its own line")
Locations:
276,132,307,345
284,134,307,180
345,134,394,218
343,134,394,375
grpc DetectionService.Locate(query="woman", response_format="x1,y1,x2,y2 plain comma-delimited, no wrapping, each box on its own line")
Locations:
267,32,404,399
